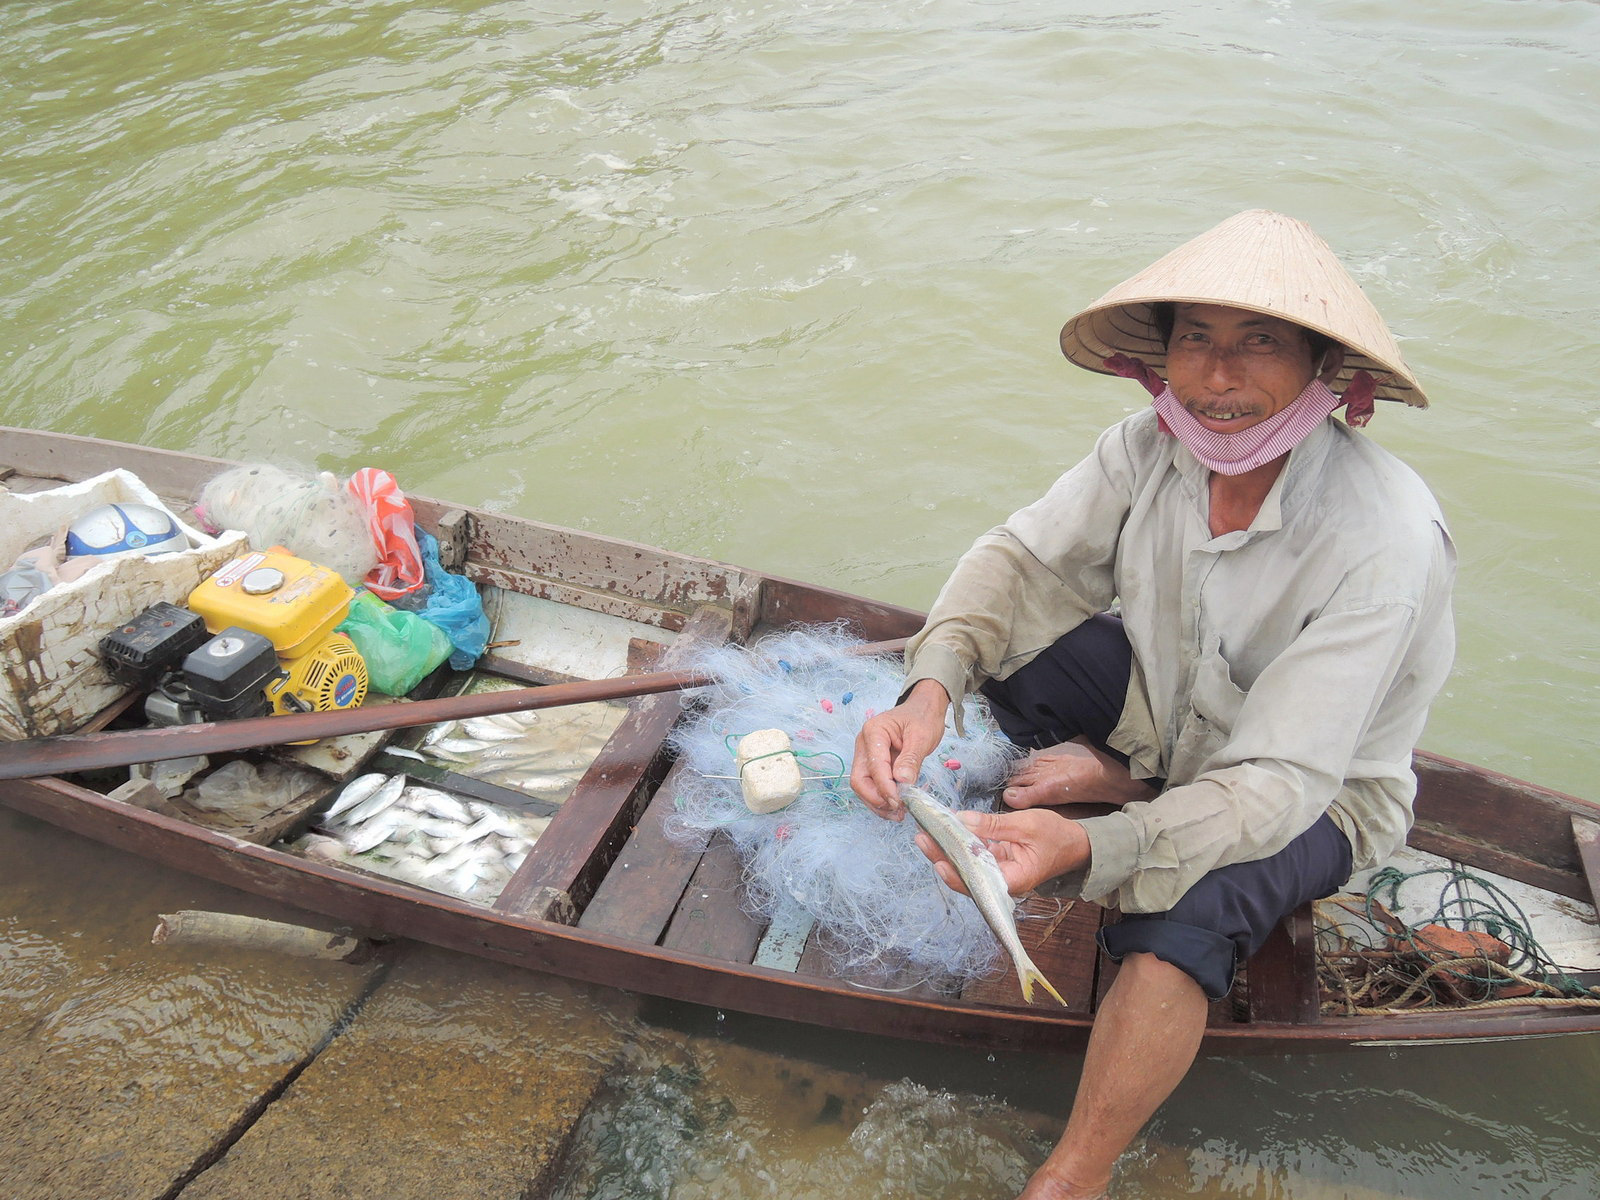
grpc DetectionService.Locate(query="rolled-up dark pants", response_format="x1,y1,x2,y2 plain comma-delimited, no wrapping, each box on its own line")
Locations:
980,614,1353,999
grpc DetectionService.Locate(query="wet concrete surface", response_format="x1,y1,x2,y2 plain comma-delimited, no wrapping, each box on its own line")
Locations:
183,947,631,1200
0,823,365,1197
1,985,362,1200
0,810,631,1200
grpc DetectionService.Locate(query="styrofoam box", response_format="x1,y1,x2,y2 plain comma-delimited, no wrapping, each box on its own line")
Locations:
0,469,248,740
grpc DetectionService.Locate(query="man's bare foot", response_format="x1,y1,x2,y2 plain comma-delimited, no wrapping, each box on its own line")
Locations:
1002,740,1157,809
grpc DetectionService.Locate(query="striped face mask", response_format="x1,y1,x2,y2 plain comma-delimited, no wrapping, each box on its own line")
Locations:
1151,377,1343,476
1103,354,1377,476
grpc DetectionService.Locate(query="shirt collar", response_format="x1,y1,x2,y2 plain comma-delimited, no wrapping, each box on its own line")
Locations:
1174,418,1337,538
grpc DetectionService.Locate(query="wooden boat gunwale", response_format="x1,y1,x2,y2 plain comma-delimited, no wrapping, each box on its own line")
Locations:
4,425,1600,1054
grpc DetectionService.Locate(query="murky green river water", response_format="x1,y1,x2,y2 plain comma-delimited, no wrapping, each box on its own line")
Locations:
3,1,1598,1196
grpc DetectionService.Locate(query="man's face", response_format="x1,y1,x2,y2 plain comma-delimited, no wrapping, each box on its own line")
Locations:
1165,303,1321,433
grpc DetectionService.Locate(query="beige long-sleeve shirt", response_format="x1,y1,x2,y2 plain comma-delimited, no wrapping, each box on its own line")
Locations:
904,408,1455,913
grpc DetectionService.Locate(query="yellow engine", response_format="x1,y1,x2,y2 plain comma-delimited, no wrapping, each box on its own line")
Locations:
266,631,368,716
187,547,369,722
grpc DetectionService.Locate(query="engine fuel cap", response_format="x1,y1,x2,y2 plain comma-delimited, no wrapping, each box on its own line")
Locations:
240,567,286,595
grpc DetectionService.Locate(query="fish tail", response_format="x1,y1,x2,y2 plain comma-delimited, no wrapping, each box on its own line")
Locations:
1019,962,1069,1008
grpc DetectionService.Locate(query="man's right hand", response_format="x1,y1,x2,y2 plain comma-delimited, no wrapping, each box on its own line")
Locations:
915,807,1091,897
849,678,950,820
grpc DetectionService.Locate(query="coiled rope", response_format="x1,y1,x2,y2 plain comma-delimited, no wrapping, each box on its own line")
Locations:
1315,865,1600,1016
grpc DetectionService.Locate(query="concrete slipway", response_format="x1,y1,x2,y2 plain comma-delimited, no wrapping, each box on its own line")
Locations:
0,812,633,1200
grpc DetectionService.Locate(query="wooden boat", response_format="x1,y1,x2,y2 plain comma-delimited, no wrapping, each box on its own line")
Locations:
3,424,1599,1053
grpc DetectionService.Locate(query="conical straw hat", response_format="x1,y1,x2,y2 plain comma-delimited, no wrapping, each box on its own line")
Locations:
1059,210,1427,407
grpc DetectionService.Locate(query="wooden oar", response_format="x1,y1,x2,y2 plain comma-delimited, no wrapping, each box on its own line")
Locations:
0,636,908,781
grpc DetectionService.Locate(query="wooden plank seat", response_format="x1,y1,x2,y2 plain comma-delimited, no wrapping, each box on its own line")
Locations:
1573,816,1600,913
1242,902,1322,1025
1087,908,1252,1028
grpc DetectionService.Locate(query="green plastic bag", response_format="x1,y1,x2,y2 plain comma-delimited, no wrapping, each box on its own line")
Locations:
337,588,452,696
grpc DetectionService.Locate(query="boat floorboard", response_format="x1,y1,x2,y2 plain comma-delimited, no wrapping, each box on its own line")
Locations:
573,721,1116,1014
959,894,1105,1015
799,926,958,1002
578,757,709,943
660,832,766,962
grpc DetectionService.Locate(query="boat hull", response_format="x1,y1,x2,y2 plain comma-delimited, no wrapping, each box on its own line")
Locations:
7,771,1598,1053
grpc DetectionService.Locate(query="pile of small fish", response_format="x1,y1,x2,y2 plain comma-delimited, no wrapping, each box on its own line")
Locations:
414,702,622,800
282,698,622,903
291,771,549,903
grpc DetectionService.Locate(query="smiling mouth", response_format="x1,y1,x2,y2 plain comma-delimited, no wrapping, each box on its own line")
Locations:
1194,409,1252,421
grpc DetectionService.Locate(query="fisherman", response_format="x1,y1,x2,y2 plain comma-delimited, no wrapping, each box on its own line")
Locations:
850,210,1455,1200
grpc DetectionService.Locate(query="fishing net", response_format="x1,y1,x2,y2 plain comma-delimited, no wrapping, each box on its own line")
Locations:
665,625,1022,986
196,464,377,585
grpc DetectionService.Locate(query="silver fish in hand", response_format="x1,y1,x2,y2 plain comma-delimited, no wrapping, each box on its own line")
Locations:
899,784,1067,1007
